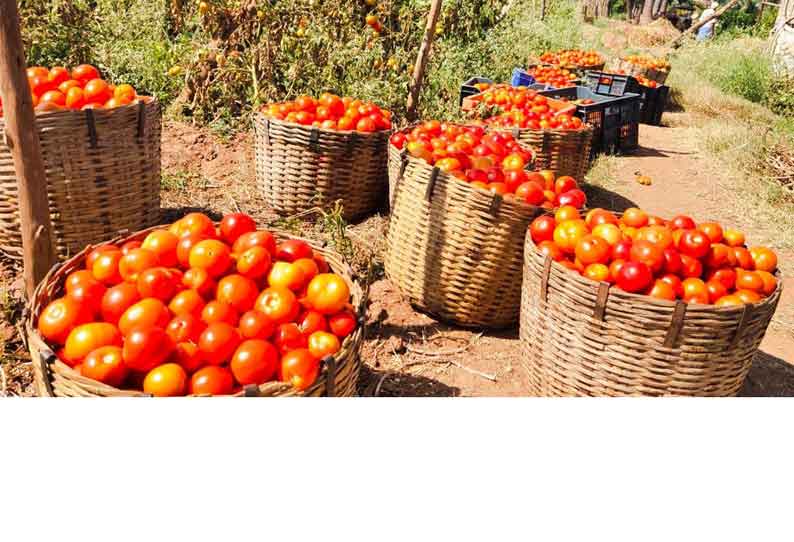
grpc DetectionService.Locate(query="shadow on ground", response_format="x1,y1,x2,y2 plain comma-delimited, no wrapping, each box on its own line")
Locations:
739,351,794,396
584,184,638,212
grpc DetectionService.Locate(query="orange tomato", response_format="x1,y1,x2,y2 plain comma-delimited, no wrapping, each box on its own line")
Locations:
749,247,777,273
119,248,160,283
165,313,205,344
65,87,85,109
233,230,277,256
648,280,676,301
168,289,206,317
118,298,171,336
85,245,119,271
630,240,665,273
143,363,187,397
38,296,93,344
697,222,723,243
100,282,141,325
281,349,320,391
305,274,350,315
137,267,178,302
230,339,279,386
123,326,174,372
715,294,744,307
182,268,217,298
735,289,762,304
575,235,610,265
71,64,100,83
190,366,235,395
63,323,122,366
705,279,728,304
307,331,341,360
40,90,66,107
142,230,179,267
733,247,754,270
635,225,673,250
198,322,241,366
723,228,745,247
91,250,123,285
582,263,610,282
255,287,300,324
81,346,128,387
735,269,763,292
681,278,709,304
239,310,276,340
554,205,581,222
189,239,232,277
114,83,136,102
201,300,239,326
553,219,588,254
176,232,207,268
621,207,649,228
171,341,204,374
236,246,272,279
293,258,319,283
83,78,112,104
755,270,777,296
175,212,217,238
216,274,259,312
267,261,307,291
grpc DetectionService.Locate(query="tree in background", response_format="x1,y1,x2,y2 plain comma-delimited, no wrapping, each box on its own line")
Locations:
772,0,794,73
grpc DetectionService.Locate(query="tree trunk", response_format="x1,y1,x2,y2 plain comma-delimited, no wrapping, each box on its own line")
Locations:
771,0,794,74
639,0,654,24
653,0,668,18
626,0,634,21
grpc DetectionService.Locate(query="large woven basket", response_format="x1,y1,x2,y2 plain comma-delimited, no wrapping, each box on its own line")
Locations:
254,113,389,221
26,226,366,397
520,231,782,396
500,126,593,181
385,154,544,328
0,99,161,261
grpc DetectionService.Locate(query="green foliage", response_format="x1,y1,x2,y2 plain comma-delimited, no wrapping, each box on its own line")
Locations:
19,0,98,67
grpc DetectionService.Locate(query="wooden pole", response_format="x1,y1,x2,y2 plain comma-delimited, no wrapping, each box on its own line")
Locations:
0,0,56,297
669,0,741,48
406,0,443,122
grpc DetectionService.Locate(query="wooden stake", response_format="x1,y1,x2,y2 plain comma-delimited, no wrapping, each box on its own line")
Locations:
406,0,443,121
0,0,56,297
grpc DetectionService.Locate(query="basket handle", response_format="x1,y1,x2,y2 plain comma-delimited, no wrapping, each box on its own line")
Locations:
663,300,687,348
425,167,440,201
262,118,271,146
37,351,56,397
136,101,146,143
85,109,98,148
728,303,754,350
593,282,609,321
323,355,337,397
309,127,321,152
488,193,502,216
345,131,359,155
540,255,553,304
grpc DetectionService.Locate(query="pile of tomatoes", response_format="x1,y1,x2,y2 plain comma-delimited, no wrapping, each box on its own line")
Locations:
527,65,577,89
540,50,604,68
261,93,391,133
611,71,660,88
36,212,358,396
474,86,585,131
529,207,779,306
622,55,670,72
0,64,141,117
389,121,586,208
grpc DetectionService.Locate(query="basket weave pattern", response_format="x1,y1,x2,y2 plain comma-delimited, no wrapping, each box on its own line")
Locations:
385,155,543,328
0,100,161,261
254,114,389,221
502,126,592,181
26,227,366,397
520,232,782,396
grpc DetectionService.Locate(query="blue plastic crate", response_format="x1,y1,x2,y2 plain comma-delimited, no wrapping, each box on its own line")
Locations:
510,68,536,87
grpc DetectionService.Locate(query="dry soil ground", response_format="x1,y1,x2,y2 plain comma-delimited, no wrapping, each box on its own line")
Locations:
2,113,793,396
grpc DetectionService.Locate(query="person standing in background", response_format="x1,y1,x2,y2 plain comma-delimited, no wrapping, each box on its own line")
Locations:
696,2,720,41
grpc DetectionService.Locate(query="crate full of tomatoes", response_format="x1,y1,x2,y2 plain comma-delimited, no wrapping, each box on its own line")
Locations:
584,71,669,127
28,212,364,397
538,50,605,72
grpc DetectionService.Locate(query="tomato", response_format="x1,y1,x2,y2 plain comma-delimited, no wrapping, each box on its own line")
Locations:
40,90,66,107
219,213,256,244
281,349,320,391
585,209,618,228
635,225,673,250
255,287,299,324
608,259,626,283
297,310,328,337
143,363,187,397
715,294,745,307
85,245,117,271
239,310,276,340
229,339,279,386
101,282,141,325
629,240,664,273
141,230,179,268
611,239,632,261
733,247,754,269
171,341,204,374
749,247,777,272
274,323,307,354
65,87,85,109
707,268,736,290
554,206,580,223
67,280,106,316
501,153,525,171
66,269,99,293
38,297,93,344
176,232,207,268
682,278,709,304
137,267,178,302
123,326,174,372
83,79,112,104
167,289,205,317
705,280,728,304
670,215,696,230
735,269,764,292
118,298,171,336
114,84,136,102
198,322,241,366
756,270,778,296
190,366,235,395
621,208,649,228
697,222,723,243
679,254,703,279
307,331,341,360
583,263,610,283
63,323,122,366
233,230,277,256
27,66,49,79
293,258,319,285
554,176,577,195
268,261,307,291
189,239,232,277
616,261,652,293
516,181,545,205
389,132,407,150
182,268,217,298
325,311,355,339
553,219,588,254
175,212,217,238
537,240,564,262
29,75,55,96
119,248,160,283
590,224,621,248
201,301,239,326
237,246,272,279
276,239,314,262
557,189,586,209
723,228,745,247
71,64,100,83
575,235,610,265
648,280,676,301
165,313,205,344
81,346,128,387
678,230,710,259
659,274,684,297
305,274,350,314
735,289,762,304
213,274,257,313
661,247,682,275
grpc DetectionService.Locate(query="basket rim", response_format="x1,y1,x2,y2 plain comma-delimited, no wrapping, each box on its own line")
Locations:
0,95,159,126
26,222,367,398
524,229,783,313
254,110,391,138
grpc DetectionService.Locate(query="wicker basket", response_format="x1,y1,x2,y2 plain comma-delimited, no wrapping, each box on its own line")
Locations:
500,126,593,181
0,99,161,261
385,154,544,328
26,226,366,397
254,113,389,221
387,140,403,209
520,230,783,396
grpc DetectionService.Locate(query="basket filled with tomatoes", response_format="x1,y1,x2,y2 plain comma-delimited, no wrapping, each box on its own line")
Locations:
26,212,365,397
613,55,670,84
385,121,587,328
0,64,161,261
255,93,391,221
466,85,593,181
538,50,606,73
520,206,782,396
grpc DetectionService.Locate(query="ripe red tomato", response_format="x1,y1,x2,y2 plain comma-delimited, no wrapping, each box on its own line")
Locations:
662,247,682,275
201,301,239,326
85,245,118,270
233,231,277,256
81,345,128,387
166,313,205,344
171,341,204,374
648,280,676,301
574,235,610,265
557,189,586,209
678,230,711,259
659,274,684,297
554,176,577,195
707,268,736,290
749,246,777,272
612,239,632,261
190,366,235,395
629,240,664,273
255,287,300,324
101,282,141,325
38,296,93,344
91,250,123,285
176,233,207,268
72,64,100,83
239,310,276,340
123,326,174,372
182,268,217,298
230,339,279,386
83,78,112,104
189,239,232,277
168,289,205,317
219,213,256,244
118,298,171,336
276,239,314,262
679,254,703,278
140,230,177,268
616,261,652,293
530,216,557,244
281,349,320,391
705,279,728,304
515,181,545,205
328,311,356,338
237,246,272,279
137,267,178,301
143,363,187,397
216,274,258,312
63,323,122,366
274,323,307,354
297,310,328,336
671,215,696,230
537,240,564,262
697,222,723,243
119,248,159,283
198,322,241,365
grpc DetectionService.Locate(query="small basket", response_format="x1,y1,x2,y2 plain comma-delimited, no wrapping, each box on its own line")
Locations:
385,153,544,328
0,99,161,261
26,226,367,397
520,230,782,396
254,113,389,221
499,125,593,181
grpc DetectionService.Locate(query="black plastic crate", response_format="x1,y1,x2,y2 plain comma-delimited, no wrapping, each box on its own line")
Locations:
584,71,669,126
539,86,640,155
459,76,494,106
